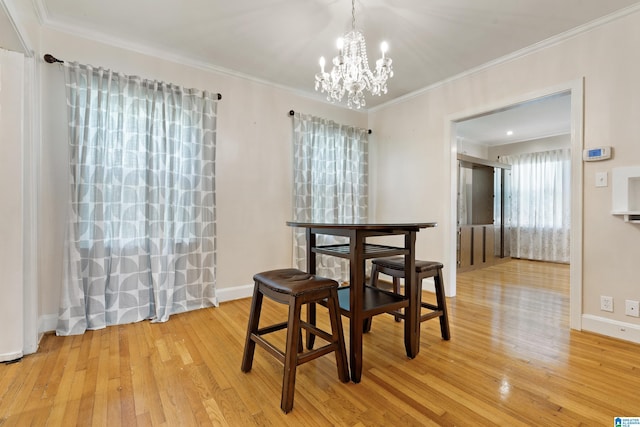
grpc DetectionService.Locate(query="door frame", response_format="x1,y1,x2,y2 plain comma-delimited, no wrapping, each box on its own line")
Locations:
445,79,584,330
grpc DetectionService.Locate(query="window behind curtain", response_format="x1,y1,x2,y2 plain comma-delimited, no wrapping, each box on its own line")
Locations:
291,112,369,282
57,63,218,336
501,148,570,263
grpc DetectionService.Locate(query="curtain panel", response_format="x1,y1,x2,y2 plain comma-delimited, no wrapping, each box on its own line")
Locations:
501,148,571,263
291,113,369,282
57,63,218,336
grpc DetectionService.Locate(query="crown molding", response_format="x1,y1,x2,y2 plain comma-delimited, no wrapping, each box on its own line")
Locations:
370,3,640,113
1,0,34,55
32,0,335,106
31,0,640,112
31,0,47,25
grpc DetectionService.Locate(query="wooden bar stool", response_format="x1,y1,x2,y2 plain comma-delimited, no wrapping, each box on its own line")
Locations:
367,257,451,340
241,268,349,413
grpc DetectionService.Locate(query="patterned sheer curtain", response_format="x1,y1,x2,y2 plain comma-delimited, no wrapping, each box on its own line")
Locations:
501,148,570,263
292,113,369,282
57,63,218,336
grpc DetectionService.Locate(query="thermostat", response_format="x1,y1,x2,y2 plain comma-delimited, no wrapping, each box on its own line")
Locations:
583,146,611,161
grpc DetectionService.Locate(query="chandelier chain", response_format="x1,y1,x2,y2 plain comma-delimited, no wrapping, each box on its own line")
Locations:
351,0,356,31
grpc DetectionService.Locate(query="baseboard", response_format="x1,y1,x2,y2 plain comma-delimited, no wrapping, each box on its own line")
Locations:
0,350,23,363
36,284,255,335
215,284,253,303
581,314,640,344
39,313,58,334
22,337,39,355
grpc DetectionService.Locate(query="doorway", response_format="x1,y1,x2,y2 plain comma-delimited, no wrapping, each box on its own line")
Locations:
446,80,584,330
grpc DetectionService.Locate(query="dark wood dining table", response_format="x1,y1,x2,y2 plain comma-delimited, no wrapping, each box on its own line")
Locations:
286,221,437,383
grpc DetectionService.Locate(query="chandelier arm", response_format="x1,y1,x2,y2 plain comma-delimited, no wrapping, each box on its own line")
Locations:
314,0,393,109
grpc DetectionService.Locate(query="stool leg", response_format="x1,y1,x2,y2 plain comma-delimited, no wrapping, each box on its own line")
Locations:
241,283,264,373
306,302,316,349
369,263,380,288
393,277,402,322
364,264,381,333
281,294,303,413
434,269,451,340
327,288,350,383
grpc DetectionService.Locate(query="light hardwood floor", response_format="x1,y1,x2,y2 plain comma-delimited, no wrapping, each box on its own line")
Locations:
2,259,639,426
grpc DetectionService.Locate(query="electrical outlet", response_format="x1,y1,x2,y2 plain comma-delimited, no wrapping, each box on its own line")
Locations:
625,300,640,317
601,296,614,312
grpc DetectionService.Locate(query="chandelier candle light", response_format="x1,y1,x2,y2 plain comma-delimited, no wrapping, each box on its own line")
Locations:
315,0,393,109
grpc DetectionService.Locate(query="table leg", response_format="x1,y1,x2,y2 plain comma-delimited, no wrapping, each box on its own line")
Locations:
349,230,365,383
306,229,317,350
404,231,420,358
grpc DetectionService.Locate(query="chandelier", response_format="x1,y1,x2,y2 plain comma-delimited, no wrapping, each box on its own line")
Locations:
314,0,393,109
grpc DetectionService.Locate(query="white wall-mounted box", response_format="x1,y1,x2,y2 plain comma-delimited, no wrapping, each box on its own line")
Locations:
611,166,640,222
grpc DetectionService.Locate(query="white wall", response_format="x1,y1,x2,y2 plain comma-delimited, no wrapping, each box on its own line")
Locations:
0,48,24,361
33,29,367,330
370,10,640,342
9,2,640,343
457,138,489,159
488,134,571,160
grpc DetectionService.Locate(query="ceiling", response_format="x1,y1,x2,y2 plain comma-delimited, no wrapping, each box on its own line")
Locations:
455,91,572,146
34,0,640,110
7,1,640,145
0,1,28,53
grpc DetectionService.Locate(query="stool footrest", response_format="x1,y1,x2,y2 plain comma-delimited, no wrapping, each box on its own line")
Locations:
420,310,444,322
421,302,439,311
377,307,445,322
256,322,288,336
251,333,286,364
300,321,334,343
297,344,340,365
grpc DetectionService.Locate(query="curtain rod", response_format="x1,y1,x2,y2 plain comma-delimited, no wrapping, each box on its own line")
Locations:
43,53,222,100
289,110,372,134
44,53,63,64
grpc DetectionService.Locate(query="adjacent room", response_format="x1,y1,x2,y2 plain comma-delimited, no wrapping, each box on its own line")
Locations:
2,0,640,424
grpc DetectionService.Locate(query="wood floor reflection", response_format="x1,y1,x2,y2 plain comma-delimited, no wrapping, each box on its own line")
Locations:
2,259,638,426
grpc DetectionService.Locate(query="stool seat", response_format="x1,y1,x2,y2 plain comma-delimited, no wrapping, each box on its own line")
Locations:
254,269,339,296
241,268,349,413
371,257,443,274
367,257,450,340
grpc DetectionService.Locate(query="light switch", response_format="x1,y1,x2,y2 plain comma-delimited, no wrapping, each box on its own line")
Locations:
596,172,608,187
